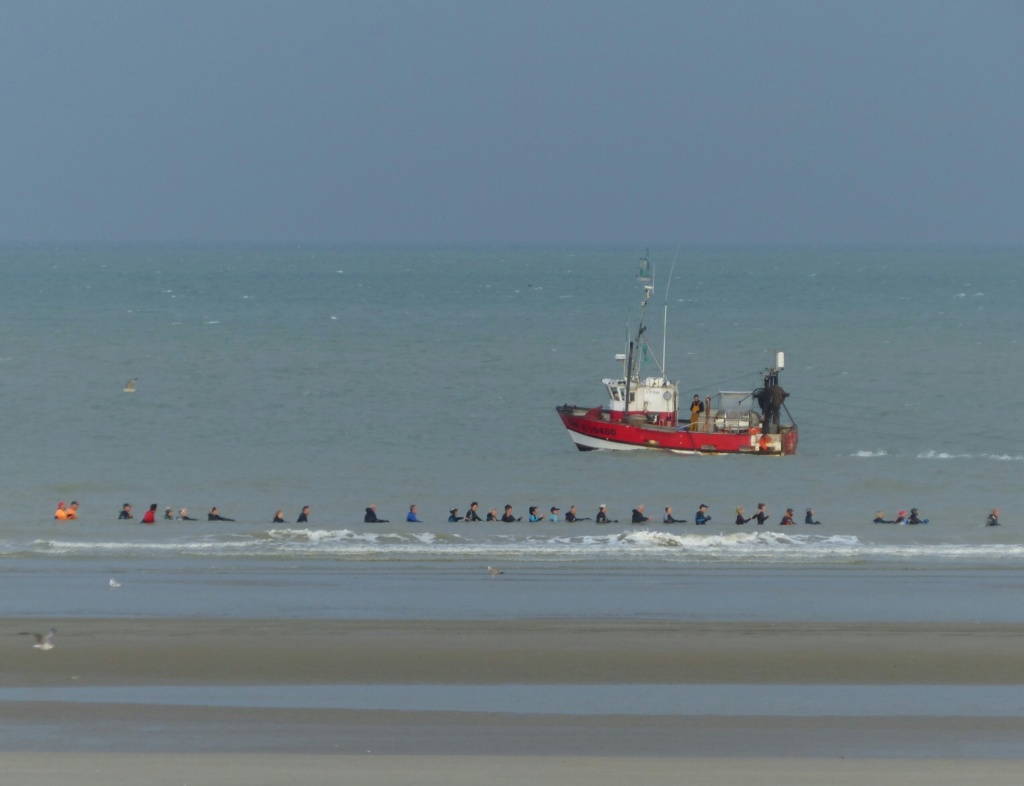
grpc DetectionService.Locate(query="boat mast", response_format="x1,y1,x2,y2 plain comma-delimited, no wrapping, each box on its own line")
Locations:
662,253,676,378
623,339,634,415
623,284,653,414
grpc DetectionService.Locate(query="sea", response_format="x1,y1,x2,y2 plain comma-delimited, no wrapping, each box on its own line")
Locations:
2,244,1024,625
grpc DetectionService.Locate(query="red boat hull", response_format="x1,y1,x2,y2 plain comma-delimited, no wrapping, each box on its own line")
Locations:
556,405,798,455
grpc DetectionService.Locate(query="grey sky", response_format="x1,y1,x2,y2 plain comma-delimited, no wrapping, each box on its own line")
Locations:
1,0,1021,244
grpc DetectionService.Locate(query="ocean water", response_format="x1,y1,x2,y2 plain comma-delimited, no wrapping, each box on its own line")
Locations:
2,245,1023,621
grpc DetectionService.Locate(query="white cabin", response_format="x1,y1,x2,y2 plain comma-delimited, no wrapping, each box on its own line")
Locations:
603,376,678,418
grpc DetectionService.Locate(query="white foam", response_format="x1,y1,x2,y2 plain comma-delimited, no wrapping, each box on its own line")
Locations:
9,529,1024,565
918,450,1024,461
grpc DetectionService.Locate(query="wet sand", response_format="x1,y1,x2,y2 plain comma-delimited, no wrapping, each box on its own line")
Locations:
4,619,1024,781
1,753,1022,786
5,618,1024,686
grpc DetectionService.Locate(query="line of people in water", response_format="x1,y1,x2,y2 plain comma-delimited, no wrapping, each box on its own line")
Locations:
872,508,929,525
112,503,236,523
53,501,1001,527
102,503,307,523
397,501,824,526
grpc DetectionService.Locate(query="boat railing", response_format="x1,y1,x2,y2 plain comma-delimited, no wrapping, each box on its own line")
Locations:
684,409,761,434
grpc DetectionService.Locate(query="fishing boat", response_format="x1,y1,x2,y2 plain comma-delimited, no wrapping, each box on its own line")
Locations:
555,267,798,455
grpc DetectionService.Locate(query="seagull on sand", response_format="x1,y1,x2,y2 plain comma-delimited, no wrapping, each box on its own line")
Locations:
123,378,137,393
23,628,56,650
487,566,504,576
109,578,121,588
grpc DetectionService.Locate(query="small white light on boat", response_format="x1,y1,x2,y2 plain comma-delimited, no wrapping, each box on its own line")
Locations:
614,353,627,361
775,351,785,370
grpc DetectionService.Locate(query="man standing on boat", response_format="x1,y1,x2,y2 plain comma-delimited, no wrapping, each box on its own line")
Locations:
689,394,704,431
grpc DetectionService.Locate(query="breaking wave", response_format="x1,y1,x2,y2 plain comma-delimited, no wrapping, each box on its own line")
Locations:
4,528,1023,566
918,451,1024,461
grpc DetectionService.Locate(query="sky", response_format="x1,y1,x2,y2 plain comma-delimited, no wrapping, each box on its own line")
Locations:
0,0,1021,245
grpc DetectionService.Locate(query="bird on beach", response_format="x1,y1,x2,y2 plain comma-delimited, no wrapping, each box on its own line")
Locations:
487,566,504,576
23,628,56,650
109,578,121,588
123,378,137,393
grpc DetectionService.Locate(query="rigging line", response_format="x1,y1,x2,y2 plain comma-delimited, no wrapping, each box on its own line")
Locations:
794,399,1024,442
682,371,762,395
903,424,1024,446
664,245,678,302
868,415,1024,446
801,368,874,381
794,420,936,442
787,395,879,413
796,418,1024,451
798,414,1024,446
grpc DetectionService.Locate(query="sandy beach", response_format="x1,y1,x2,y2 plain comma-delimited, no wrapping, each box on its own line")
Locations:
5,618,1024,687
1,753,1023,786
3,617,1024,784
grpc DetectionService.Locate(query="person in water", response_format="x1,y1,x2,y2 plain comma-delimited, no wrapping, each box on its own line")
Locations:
528,506,544,523
54,501,68,520
363,505,387,523
179,508,197,521
663,506,683,524
486,507,499,521
65,501,79,520
406,504,423,523
631,504,650,524
272,510,286,523
987,508,1001,526
595,504,617,524
565,505,589,522
873,511,894,523
754,503,769,526
501,504,520,523
779,508,795,526
209,507,235,522
549,506,560,522
894,510,908,524
694,504,711,525
118,503,133,520
907,508,926,525
142,504,158,524
164,507,174,520
465,502,482,522
735,507,752,525
297,505,310,523
804,508,821,525
448,507,463,522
